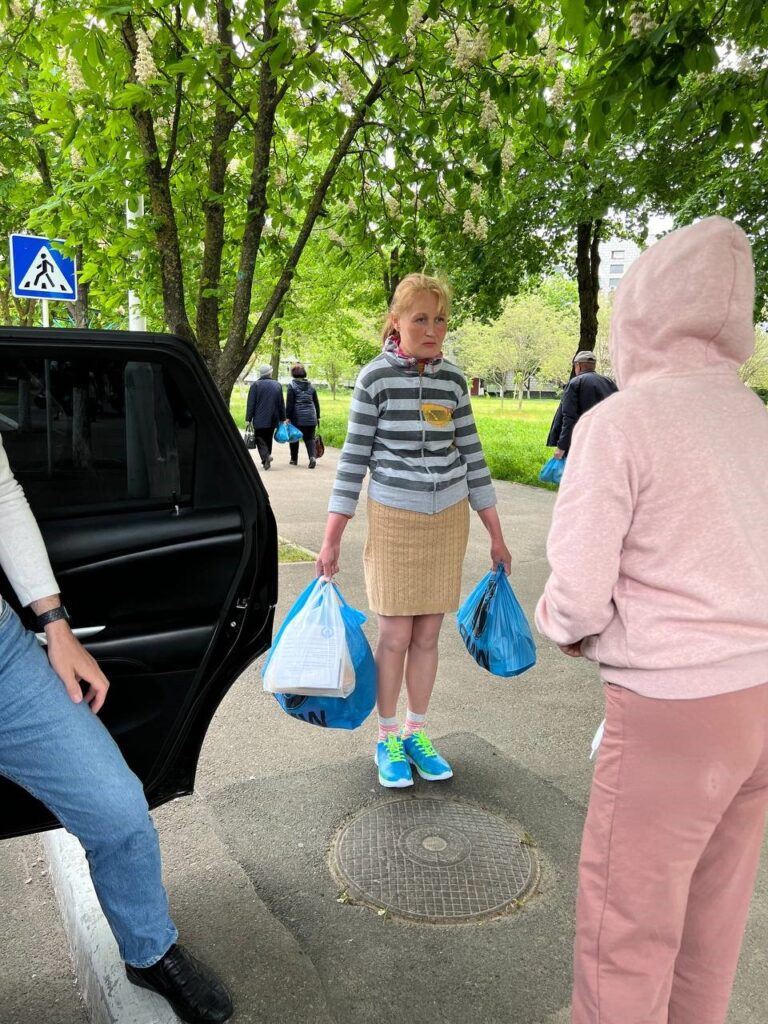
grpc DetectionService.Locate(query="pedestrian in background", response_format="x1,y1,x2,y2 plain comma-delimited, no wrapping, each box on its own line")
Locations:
245,365,285,471
546,350,617,459
536,217,768,1024
316,273,512,790
286,363,320,469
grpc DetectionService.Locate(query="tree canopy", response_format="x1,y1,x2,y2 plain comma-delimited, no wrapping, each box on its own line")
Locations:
0,0,765,396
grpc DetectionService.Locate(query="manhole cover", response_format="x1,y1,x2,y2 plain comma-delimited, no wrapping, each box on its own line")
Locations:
331,797,538,923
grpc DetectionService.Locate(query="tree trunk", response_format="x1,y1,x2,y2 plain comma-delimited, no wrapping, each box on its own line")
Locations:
575,219,602,364
270,309,283,379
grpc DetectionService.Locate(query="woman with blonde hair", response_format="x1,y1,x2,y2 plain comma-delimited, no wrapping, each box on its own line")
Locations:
317,273,511,787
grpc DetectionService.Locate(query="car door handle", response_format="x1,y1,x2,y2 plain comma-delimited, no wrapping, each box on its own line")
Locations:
36,625,106,646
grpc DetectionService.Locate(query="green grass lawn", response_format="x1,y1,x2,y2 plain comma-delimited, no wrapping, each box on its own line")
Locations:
231,385,560,489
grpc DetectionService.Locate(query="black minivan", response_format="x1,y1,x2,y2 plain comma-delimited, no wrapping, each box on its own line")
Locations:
0,327,277,838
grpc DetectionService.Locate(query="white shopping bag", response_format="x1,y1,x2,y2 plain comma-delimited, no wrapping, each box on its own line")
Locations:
263,579,355,698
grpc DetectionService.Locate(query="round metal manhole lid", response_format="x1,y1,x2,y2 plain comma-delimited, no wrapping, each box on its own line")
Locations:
331,797,538,923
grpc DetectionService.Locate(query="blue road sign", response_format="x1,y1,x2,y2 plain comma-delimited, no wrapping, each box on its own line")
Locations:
9,234,77,302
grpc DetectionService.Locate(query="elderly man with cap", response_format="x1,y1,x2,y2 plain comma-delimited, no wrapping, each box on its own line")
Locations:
546,350,618,459
245,364,286,470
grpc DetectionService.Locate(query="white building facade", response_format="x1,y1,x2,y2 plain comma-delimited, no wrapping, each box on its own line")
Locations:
598,238,643,293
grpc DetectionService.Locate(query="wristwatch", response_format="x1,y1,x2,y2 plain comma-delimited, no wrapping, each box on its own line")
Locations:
36,606,70,629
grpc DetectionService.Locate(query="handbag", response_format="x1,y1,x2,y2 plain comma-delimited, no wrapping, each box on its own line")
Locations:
457,565,536,677
263,578,376,729
275,422,303,444
314,434,325,459
539,456,565,485
243,423,257,450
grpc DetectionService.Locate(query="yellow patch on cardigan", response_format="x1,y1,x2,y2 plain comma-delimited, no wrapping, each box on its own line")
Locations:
422,403,454,427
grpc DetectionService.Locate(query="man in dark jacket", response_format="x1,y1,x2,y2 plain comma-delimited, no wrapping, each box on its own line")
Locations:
547,350,618,459
245,365,285,470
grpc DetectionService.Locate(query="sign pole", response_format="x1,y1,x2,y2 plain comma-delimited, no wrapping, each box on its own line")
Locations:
42,299,54,477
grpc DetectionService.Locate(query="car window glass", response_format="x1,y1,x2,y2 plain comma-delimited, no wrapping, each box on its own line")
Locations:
0,354,196,516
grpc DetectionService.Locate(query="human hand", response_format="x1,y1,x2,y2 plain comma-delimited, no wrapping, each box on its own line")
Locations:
558,641,583,658
316,541,341,580
45,621,111,713
554,448,565,460
490,539,512,574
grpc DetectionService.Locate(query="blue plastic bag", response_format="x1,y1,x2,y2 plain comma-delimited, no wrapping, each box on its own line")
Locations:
457,565,537,677
274,422,303,444
539,456,565,485
263,579,377,729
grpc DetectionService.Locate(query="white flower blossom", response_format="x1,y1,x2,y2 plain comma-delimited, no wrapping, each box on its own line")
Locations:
479,91,498,131
202,18,218,46
548,72,565,111
562,139,576,155
470,181,483,203
273,167,287,188
475,215,488,241
545,40,557,68
629,2,657,38
135,29,159,85
69,147,84,169
286,127,301,146
337,70,356,104
442,193,456,215
227,157,243,173
462,210,476,236
497,53,513,74
408,1,425,30
346,197,358,214
385,194,400,219
66,54,87,92
447,23,490,72
501,139,514,172
467,156,484,175
327,229,346,247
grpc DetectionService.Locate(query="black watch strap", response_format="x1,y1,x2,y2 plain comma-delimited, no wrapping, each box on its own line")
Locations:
36,606,69,629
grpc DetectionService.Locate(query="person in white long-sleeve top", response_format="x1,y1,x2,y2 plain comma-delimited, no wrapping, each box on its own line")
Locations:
0,434,233,1024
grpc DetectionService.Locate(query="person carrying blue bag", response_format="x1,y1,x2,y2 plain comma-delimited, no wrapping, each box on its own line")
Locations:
457,564,536,677
316,273,513,790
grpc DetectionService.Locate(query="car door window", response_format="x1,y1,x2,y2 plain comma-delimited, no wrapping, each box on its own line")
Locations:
0,355,195,516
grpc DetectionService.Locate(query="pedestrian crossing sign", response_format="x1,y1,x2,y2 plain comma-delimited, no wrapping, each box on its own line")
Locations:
9,234,77,302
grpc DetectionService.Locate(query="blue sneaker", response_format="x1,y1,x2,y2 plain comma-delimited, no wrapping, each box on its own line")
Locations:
402,731,453,781
375,734,413,788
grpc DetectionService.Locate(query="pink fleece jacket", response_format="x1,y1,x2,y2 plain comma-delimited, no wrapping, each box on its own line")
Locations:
535,217,768,698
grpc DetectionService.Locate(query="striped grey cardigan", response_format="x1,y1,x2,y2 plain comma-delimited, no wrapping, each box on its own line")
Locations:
328,349,496,517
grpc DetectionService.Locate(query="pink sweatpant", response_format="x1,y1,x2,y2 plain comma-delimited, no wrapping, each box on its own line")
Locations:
572,680,768,1024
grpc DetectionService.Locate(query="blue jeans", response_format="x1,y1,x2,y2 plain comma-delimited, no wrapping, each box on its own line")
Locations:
0,603,177,966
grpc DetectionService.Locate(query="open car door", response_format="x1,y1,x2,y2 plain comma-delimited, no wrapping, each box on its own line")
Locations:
0,327,277,839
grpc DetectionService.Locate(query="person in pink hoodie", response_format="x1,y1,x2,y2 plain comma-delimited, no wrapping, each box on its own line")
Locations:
536,216,768,1024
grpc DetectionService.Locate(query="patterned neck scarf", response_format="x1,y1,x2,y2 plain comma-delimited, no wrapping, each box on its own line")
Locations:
384,335,443,369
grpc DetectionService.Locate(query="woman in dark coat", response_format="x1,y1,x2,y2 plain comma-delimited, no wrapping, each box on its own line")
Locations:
286,364,320,469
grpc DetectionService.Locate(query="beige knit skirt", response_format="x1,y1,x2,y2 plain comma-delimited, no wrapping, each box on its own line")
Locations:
363,498,470,616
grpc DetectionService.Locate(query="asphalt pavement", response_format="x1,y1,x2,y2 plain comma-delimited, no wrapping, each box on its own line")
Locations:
2,444,766,1023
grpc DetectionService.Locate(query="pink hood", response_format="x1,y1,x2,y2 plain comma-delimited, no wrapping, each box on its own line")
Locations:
610,216,755,389
536,217,768,699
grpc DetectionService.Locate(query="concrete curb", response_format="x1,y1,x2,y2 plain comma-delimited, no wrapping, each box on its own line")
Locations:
42,829,179,1024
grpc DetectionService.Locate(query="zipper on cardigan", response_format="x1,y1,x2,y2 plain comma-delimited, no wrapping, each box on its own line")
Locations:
417,363,438,515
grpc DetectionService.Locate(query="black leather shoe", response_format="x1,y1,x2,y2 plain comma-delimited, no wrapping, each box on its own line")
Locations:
126,944,233,1023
